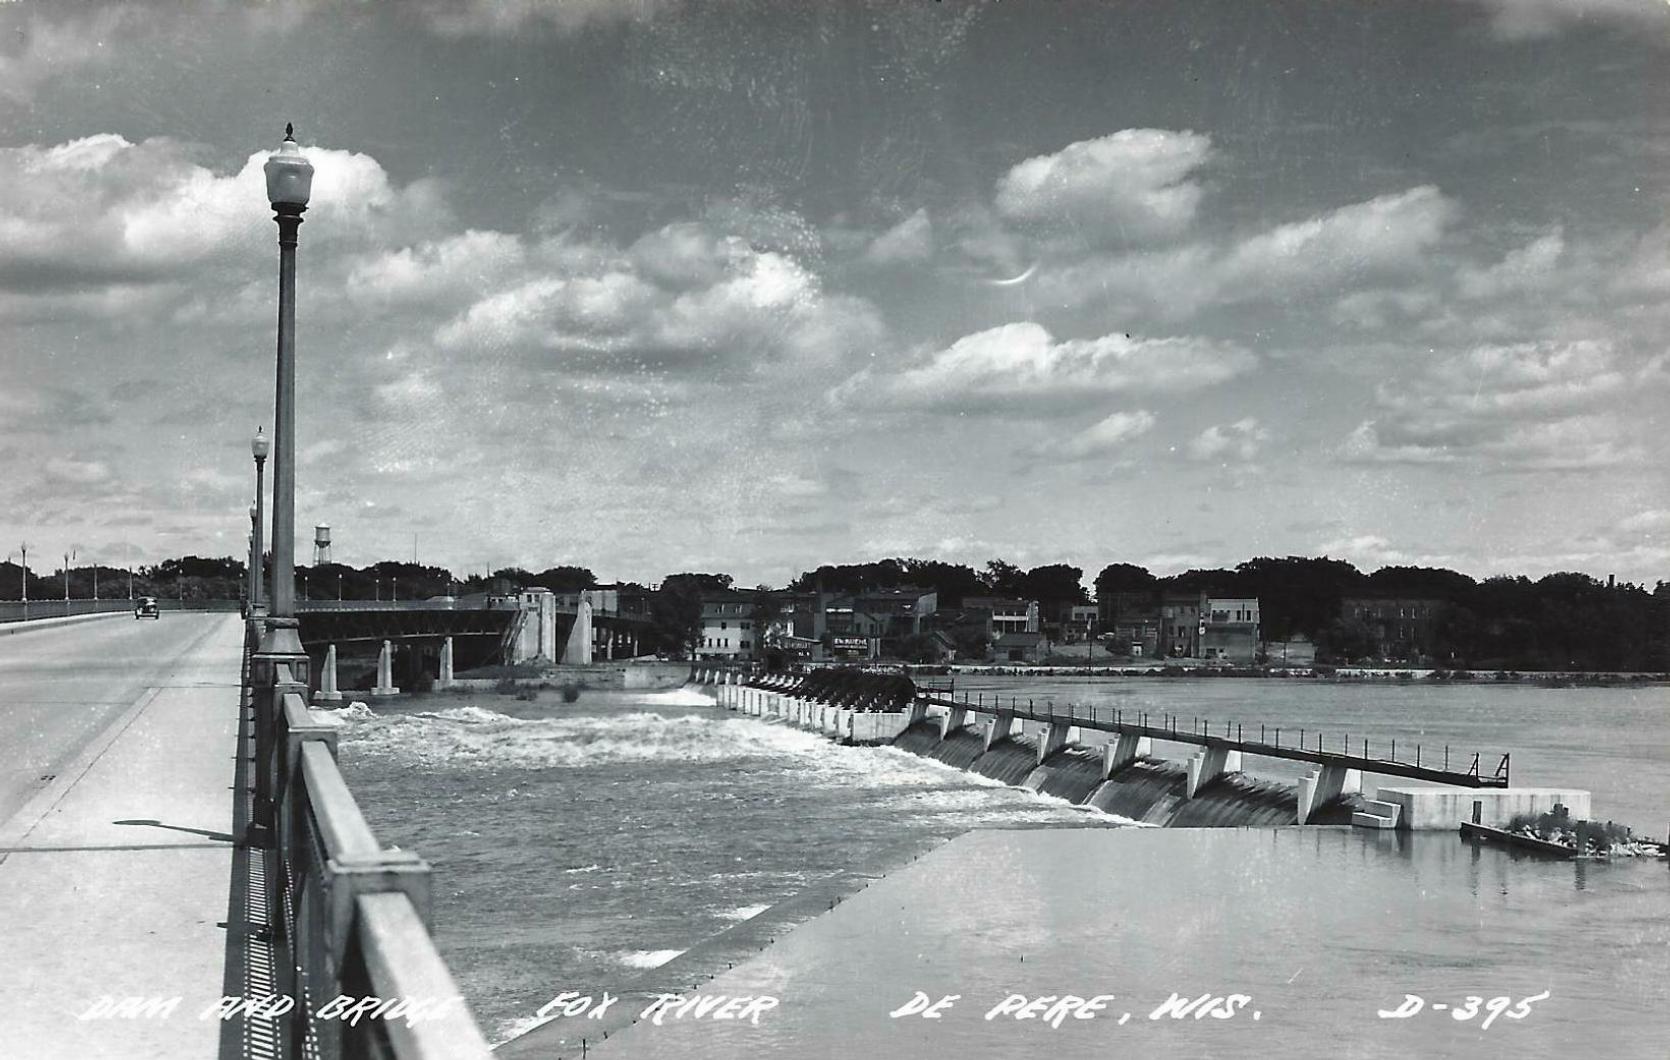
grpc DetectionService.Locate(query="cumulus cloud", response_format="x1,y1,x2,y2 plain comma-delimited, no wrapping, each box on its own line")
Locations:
1457,229,1565,300
838,322,1255,415
1467,0,1670,40
347,230,527,309
434,221,884,374
417,0,680,37
1216,186,1458,294
994,129,1212,242
44,456,111,485
1033,185,1458,319
864,209,934,265
1190,418,1270,462
1052,410,1157,460
0,134,444,295
1618,510,1670,534
1339,338,1669,470
1376,340,1635,421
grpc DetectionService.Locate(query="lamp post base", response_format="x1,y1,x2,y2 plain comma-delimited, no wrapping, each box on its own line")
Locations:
253,616,310,688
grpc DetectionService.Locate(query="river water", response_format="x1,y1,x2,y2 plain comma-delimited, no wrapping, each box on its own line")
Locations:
332,677,1670,1051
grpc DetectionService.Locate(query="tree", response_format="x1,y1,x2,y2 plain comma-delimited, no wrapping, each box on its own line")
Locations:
531,566,597,592
980,558,1026,596
1093,563,1156,597
1322,617,1377,662
1019,563,1088,616
651,573,733,658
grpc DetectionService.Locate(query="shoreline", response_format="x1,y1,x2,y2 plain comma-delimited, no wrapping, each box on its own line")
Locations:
901,663,1670,685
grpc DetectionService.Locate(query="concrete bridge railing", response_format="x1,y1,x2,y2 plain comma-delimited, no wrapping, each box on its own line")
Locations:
249,623,491,1059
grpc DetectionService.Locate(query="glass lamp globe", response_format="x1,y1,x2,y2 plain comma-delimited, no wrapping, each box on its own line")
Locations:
263,124,314,208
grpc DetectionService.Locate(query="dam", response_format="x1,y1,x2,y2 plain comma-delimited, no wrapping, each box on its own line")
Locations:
696,666,1590,832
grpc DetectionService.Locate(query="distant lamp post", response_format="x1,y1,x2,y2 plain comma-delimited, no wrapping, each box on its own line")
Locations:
254,123,314,682
63,549,74,603
251,428,268,614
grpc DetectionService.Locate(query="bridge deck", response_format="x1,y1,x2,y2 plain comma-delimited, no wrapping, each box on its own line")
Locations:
921,694,1510,788
0,614,250,1058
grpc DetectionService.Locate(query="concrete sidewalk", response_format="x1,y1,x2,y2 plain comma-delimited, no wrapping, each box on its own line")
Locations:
0,615,246,1059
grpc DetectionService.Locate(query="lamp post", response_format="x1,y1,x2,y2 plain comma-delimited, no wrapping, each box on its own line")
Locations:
63,550,74,604
254,124,313,682
251,428,268,614
17,543,27,620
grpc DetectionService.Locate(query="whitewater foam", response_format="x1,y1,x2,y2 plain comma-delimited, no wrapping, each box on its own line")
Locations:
642,687,719,707
715,903,770,922
618,948,685,969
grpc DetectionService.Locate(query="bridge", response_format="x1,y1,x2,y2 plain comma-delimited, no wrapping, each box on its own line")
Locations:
292,596,652,697
0,609,496,1058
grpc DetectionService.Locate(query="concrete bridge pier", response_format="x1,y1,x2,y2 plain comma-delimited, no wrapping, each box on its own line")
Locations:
1297,765,1362,823
314,644,343,704
372,639,400,697
985,711,1017,752
1100,733,1151,777
438,637,454,690
1037,720,1073,764
1184,746,1243,798
939,704,967,740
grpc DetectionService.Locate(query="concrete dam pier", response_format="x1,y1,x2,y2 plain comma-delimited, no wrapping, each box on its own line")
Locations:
693,666,1588,832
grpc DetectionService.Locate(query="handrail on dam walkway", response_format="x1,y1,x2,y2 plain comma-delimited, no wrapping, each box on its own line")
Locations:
245,618,493,1059
918,692,1511,788
694,663,1509,789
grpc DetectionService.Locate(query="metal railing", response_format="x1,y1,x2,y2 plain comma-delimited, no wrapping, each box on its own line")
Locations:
249,623,492,1059
918,691,1512,788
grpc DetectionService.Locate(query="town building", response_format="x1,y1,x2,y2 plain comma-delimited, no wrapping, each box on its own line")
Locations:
1339,597,1446,661
1158,593,1201,658
963,596,1040,636
993,631,1052,663
1266,634,1317,669
696,590,761,659
1201,597,1261,664
1060,604,1099,642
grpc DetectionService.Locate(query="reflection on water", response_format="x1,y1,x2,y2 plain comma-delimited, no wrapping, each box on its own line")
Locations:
598,828,1670,1060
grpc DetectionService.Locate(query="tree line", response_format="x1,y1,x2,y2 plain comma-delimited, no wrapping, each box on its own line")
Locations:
6,552,1665,670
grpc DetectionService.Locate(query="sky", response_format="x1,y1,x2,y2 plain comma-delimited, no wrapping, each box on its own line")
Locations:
1,0,1668,589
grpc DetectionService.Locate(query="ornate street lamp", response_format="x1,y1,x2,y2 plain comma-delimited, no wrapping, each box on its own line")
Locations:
250,427,268,614
254,124,314,682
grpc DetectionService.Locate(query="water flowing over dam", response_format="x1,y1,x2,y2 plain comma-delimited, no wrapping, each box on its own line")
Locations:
889,720,1361,826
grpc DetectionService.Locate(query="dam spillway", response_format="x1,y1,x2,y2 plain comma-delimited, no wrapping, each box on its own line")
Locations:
709,671,1366,828
888,719,1357,826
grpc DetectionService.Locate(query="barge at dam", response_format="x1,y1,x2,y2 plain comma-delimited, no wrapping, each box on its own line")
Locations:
693,666,1591,832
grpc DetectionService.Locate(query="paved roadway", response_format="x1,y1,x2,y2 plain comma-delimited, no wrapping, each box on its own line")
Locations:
0,612,226,826
0,612,245,1059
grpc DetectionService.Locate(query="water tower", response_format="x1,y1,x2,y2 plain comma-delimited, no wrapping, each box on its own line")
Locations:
313,524,331,566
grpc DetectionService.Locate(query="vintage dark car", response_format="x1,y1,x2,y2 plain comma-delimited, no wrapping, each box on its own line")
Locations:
134,596,160,620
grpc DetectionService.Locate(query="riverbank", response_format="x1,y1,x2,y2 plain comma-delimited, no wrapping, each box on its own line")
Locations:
907,663,1670,685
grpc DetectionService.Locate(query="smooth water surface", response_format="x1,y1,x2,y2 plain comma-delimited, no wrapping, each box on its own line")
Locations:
953,676,1670,828
597,828,1670,1060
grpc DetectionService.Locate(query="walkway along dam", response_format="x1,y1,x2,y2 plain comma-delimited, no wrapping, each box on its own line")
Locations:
693,666,1592,832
